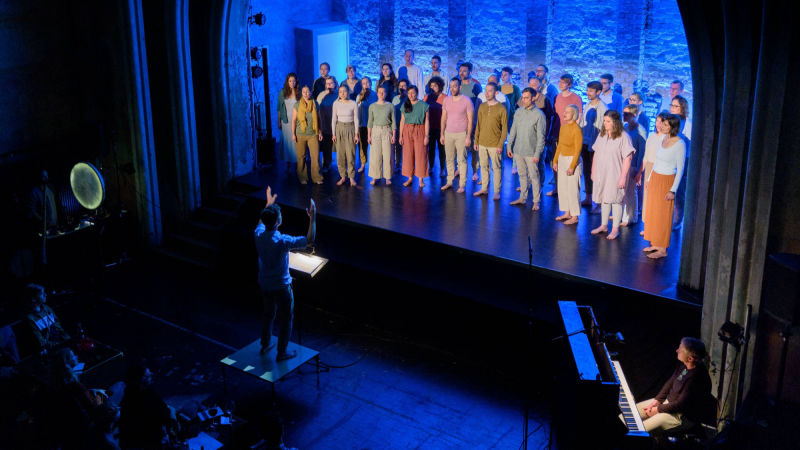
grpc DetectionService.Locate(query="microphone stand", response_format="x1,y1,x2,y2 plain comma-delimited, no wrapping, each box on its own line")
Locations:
523,236,533,450
41,181,48,275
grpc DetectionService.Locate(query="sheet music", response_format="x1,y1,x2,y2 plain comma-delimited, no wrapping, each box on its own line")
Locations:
289,251,326,276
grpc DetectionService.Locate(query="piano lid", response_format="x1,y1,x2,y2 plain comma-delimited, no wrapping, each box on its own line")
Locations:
558,301,602,381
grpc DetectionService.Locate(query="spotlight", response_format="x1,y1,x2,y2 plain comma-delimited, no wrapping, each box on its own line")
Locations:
250,47,262,60
251,65,263,79
718,321,745,349
248,12,265,26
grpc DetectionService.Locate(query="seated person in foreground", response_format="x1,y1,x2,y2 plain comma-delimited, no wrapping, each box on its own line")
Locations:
48,348,107,448
635,337,713,435
118,364,175,449
25,284,70,352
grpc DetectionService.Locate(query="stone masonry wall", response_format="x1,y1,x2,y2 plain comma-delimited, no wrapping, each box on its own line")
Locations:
255,0,691,144
340,0,691,109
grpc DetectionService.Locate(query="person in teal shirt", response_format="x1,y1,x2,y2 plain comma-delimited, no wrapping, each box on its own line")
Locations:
399,85,430,188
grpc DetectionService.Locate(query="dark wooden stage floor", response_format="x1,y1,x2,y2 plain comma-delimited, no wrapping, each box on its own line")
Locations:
234,155,694,304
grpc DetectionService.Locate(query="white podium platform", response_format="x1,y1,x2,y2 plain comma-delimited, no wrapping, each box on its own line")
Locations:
220,339,319,399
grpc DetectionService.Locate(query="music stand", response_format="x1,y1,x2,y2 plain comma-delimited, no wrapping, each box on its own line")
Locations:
289,250,328,344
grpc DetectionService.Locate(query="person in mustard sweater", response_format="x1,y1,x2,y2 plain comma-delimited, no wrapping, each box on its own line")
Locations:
552,105,583,225
473,82,508,200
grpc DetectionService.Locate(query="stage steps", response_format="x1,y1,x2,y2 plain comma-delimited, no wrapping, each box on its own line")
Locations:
156,193,246,269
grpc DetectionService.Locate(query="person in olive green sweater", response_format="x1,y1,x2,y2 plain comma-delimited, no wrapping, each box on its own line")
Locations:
367,85,396,185
473,82,508,200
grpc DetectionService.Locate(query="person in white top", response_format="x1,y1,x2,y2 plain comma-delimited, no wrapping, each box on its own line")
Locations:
396,49,424,91
643,114,686,259
636,112,668,234
669,95,691,230
331,85,359,186
477,74,508,105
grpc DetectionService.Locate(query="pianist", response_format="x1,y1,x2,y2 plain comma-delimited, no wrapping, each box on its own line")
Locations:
635,337,712,435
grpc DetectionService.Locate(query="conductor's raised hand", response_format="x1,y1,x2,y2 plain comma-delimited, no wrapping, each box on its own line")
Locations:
265,186,277,207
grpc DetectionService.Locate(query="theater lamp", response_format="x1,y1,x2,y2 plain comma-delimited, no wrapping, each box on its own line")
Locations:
70,162,105,210
718,320,745,349
248,12,265,26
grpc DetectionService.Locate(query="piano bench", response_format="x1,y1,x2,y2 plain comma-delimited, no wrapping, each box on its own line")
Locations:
665,422,717,447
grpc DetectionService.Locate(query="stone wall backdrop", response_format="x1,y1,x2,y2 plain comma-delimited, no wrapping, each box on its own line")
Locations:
336,0,691,112
253,0,690,145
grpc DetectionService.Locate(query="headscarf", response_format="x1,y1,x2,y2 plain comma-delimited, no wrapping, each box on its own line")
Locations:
297,97,318,133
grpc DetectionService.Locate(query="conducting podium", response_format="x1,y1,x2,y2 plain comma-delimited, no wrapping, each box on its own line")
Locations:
219,250,327,402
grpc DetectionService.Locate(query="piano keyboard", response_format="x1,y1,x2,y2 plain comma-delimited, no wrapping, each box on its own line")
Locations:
612,360,647,434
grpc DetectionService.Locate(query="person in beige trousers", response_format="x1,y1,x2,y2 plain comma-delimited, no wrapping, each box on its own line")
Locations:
367,86,396,185
440,77,474,193
332,85,359,186
291,86,323,184
473,82,508,200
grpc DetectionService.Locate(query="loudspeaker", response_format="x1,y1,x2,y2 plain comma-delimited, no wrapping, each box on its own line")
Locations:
754,253,800,404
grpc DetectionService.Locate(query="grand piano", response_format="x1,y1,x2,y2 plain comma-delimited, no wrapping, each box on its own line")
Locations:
554,301,651,449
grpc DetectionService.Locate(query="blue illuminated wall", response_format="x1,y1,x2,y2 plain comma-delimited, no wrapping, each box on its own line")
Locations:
251,0,690,146
335,0,691,117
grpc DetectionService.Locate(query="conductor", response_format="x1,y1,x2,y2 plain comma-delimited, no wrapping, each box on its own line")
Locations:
254,186,316,361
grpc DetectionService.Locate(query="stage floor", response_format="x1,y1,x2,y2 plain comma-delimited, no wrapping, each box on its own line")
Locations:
234,156,692,304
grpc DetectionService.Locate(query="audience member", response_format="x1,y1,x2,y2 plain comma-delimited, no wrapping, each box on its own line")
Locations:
118,364,174,449
25,284,70,352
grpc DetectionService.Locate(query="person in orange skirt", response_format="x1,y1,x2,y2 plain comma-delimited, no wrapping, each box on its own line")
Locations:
399,85,430,187
643,114,686,259
636,111,668,235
